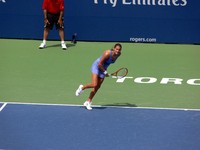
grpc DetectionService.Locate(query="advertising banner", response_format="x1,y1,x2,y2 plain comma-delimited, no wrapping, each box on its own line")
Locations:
0,0,199,44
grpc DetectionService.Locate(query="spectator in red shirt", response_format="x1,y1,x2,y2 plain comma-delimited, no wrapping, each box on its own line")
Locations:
39,0,67,50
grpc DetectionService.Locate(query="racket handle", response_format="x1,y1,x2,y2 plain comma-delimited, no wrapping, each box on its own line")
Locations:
103,70,108,75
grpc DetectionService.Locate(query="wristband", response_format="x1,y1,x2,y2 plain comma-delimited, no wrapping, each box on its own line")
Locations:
103,71,108,75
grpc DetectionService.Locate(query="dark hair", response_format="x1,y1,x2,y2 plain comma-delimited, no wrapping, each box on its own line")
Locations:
114,43,122,49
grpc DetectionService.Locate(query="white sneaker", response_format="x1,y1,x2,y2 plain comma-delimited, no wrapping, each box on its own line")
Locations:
61,43,67,50
75,85,83,96
39,42,46,49
83,101,92,110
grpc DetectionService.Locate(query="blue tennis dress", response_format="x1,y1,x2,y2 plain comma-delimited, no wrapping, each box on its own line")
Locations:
91,50,118,78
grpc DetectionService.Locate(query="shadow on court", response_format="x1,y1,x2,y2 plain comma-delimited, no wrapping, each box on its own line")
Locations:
79,106,107,110
45,43,76,48
79,103,137,110
103,102,137,107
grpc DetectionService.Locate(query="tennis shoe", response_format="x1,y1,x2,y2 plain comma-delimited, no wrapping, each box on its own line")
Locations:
39,42,46,49
83,101,92,110
61,43,67,50
75,84,83,96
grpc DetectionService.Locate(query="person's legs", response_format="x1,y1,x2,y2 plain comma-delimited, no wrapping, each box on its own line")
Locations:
59,28,65,42
82,74,99,90
83,74,104,110
39,13,66,49
59,28,67,49
75,74,104,110
56,15,67,50
85,75,104,103
39,13,53,49
75,74,99,96
39,28,50,49
43,28,50,41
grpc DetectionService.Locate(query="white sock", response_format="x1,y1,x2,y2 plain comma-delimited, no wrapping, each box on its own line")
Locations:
61,41,65,44
43,40,46,44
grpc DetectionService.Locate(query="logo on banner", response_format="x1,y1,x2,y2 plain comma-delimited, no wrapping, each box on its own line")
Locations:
0,0,6,3
94,0,187,7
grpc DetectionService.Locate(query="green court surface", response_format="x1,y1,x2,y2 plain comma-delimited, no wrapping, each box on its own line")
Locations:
0,39,200,109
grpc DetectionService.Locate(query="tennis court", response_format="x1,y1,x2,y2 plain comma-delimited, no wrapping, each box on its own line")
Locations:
0,102,200,150
0,39,200,149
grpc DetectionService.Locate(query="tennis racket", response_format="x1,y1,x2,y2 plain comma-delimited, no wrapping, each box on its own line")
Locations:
109,67,128,79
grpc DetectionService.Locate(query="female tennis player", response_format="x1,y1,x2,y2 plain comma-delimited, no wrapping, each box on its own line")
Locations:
75,43,122,110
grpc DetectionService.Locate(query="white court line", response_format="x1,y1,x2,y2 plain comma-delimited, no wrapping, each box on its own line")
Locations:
0,103,7,112
2,101,200,112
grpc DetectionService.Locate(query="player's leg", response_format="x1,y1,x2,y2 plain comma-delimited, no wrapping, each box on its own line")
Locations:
87,76,104,102
82,74,99,90
39,13,53,49
59,28,67,50
39,28,50,49
75,73,99,96
43,28,50,41
83,76,104,110
55,15,67,50
59,28,65,41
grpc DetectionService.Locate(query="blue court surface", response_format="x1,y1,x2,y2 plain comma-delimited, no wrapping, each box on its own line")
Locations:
0,103,200,150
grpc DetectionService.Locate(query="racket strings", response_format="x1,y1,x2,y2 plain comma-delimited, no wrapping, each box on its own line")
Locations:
116,69,127,78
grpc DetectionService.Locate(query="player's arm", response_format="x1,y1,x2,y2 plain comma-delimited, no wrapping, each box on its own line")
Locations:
43,9,47,20
58,1,64,27
43,9,50,27
58,10,64,27
98,50,110,76
42,0,49,26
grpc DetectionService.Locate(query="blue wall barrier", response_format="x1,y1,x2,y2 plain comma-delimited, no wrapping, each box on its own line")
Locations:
0,0,199,44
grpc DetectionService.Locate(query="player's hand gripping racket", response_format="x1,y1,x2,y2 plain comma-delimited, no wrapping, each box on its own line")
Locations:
109,67,128,79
